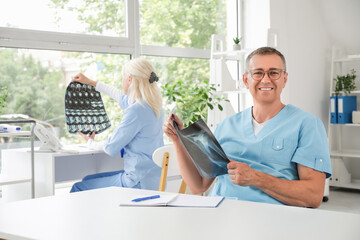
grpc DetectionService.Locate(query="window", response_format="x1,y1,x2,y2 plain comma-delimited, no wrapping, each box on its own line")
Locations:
0,48,129,144
140,0,227,49
0,0,232,145
0,0,126,37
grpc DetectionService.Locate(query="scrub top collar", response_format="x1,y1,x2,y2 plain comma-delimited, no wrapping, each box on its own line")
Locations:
247,104,295,139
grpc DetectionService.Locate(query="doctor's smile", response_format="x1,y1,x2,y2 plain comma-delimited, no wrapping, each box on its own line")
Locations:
258,87,274,91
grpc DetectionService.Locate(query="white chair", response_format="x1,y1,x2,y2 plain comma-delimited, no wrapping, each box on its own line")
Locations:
152,144,187,194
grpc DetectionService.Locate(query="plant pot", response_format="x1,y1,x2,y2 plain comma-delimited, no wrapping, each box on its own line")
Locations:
233,44,241,51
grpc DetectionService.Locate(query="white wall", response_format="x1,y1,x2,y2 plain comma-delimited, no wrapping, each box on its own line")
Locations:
241,0,360,125
268,0,360,125
269,0,330,125
266,0,360,179
321,0,360,54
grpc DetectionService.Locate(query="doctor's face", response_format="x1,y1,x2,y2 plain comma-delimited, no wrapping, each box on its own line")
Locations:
243,54,288,105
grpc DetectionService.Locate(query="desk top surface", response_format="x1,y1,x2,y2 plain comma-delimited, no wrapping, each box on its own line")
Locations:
1,144,105,156
0,187,359,240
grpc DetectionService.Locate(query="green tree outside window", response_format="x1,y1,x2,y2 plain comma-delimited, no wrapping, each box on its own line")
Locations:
0,49,65,132
50,0,228,129
0,85,7,114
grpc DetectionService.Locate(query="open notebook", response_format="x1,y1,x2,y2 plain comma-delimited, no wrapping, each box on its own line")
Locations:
119,194,224,208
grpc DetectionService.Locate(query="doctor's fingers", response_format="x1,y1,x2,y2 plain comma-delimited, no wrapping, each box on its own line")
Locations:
165,117,175,131
228,170,240,184
171,114,184,130
227,168,238,176
227,161,240,169
228,169,249,185
162,121,177,136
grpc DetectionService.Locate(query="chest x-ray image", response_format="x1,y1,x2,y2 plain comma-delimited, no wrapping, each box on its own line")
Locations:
173,117,229,178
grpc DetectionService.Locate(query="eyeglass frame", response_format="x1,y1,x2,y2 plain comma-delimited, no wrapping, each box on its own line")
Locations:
246,68,286,81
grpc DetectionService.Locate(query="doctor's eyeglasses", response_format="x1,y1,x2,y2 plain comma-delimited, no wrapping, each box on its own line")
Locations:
248,69,286,81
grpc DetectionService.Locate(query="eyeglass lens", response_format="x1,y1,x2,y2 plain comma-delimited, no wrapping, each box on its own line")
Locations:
251,70,283,81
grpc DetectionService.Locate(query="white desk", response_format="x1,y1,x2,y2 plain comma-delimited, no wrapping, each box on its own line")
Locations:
0,187,359,240
1,146,123,202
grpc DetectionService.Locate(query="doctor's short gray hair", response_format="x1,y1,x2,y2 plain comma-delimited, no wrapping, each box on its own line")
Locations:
246,47,286,71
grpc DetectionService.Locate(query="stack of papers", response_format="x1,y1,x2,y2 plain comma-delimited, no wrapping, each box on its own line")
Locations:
119,194,224,208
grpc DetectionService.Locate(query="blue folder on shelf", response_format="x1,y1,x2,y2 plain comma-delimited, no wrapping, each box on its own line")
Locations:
337,96,357,124
330,96,338,124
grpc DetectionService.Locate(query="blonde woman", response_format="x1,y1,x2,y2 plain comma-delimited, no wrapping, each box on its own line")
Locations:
71,58,163,192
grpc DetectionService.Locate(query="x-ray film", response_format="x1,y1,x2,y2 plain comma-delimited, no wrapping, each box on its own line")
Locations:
173,117,229,178
65,82,111,135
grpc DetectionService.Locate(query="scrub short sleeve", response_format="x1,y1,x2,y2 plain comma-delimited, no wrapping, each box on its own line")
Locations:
291,117,332,178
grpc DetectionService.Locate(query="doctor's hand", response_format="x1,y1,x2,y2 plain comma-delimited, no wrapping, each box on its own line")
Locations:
73,73,97,87
227,159,258,186
163,114,184,142
77,132,95,142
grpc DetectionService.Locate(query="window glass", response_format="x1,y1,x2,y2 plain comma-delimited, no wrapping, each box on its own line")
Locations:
0,0,126,37
140,0,227,49
0,48,130,148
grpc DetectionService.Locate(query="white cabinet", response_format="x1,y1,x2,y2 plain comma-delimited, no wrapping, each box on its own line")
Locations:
207,34,251,131
0,120,36,198
328,48,360,190
1,147,123,202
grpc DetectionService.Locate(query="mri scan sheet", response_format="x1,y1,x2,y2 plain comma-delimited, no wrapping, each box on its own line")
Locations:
65,82,111,135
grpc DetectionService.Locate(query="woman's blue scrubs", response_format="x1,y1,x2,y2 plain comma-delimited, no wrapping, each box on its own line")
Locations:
71,93,163,192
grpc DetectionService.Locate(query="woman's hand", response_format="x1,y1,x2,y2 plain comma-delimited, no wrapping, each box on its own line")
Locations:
73,73,97,87
77,132,95,142
162,114,184,142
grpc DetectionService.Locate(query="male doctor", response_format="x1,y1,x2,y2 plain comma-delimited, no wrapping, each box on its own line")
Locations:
163,47,331,208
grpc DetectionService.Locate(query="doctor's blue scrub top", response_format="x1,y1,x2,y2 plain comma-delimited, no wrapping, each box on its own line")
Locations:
209,104,331,205
103,92,163,190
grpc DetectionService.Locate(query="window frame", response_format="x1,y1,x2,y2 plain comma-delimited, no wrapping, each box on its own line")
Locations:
0,0,210,59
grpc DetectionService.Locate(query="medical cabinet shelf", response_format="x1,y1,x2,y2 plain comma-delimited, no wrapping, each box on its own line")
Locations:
0,120,36,198
329,179,360,190
0,131,31,137
328,47,360,190
212,49,250,61
0,175,32,186
207,35,253,131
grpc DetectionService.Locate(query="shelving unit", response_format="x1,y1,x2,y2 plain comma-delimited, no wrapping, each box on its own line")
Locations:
0,120,36,198
328,47,360,190
207,34,252,131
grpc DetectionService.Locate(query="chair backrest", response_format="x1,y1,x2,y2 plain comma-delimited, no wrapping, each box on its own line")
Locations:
152,144,187,194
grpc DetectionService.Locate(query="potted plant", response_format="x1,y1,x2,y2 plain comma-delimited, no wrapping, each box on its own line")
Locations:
162,79,228,128
334,69,357,96
232,37,242,51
